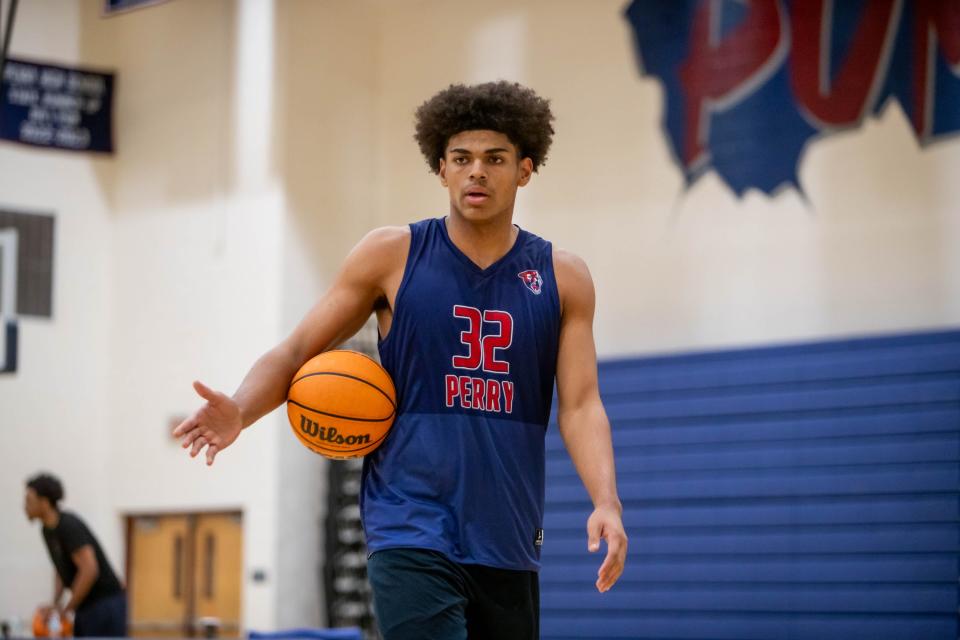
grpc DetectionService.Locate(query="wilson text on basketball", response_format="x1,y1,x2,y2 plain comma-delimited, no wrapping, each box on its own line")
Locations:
299,414,371,447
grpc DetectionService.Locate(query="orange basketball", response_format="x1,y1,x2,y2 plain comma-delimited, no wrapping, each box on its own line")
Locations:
286,350,396,459
32,611,48,638
30,611,71,638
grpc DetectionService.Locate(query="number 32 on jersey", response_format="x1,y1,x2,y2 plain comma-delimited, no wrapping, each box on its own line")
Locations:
445,305,515,414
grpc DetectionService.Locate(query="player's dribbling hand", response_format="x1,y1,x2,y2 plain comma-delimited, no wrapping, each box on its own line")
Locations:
172,381,243,466
587,505,628,593
35,605,54,620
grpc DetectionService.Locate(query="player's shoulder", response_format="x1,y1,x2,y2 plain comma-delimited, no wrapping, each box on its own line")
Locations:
56,511,88,534
551,247,594,311
552,247,592,283
350,225,411,270
359,225,411,249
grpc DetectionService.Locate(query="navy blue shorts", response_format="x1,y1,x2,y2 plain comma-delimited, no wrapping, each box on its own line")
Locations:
367,548,539,640
74,592,127,637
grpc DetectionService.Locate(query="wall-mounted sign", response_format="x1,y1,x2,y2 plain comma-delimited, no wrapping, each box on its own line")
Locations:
103,0,171,16
0,57,114,153
626,0,960,196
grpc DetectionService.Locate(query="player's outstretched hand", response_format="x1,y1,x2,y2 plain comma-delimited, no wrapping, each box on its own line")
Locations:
587,505,628,593
172,381,243,466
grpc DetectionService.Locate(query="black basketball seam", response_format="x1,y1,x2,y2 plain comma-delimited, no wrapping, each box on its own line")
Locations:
290,370,397,410
287,398,396,423
292,350,392,385
344,349,389,370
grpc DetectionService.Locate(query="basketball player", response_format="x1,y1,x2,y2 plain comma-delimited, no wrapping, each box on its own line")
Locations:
23,473,127,637
174,81,627,639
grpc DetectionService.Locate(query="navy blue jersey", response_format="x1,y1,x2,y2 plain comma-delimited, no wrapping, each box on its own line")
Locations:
361,217,561,571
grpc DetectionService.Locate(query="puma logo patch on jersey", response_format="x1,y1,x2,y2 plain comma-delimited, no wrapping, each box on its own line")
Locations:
518,270,542,295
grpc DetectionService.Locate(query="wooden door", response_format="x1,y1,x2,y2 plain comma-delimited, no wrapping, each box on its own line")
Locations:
193,513,243,638
128,512,243,637
128,515,191,637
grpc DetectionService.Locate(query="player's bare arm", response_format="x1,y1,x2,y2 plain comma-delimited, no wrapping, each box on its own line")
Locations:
36,574,64,619
554,247,628,593
173,226,410,465
54,573,63,607
63,545,99,614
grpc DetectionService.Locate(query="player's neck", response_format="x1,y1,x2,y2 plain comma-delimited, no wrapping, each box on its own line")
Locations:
40,507,60,528
445,211,518,270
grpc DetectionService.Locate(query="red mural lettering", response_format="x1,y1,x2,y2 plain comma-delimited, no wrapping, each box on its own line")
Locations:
679,0,788,168
911,0,960,139
790,0,901,128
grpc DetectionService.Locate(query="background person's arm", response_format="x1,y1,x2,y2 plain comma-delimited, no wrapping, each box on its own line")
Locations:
554,248,628,593
54,573,63,607
174,226,409,465
36,573,64,619
62,545,98,615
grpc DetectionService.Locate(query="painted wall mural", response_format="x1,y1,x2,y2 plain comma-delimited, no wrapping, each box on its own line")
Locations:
625,0,960,195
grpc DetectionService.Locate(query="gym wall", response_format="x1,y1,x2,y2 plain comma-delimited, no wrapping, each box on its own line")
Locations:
1,0,957,632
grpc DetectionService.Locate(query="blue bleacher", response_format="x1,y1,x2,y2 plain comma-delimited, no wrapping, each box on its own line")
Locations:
540,329,960,640
248,628,362,640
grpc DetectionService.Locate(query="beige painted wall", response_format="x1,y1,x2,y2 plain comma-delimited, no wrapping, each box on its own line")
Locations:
91,1,288,630
273,0,378,628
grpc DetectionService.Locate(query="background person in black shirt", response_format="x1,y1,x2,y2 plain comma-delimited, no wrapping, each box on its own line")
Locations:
24,473,127,637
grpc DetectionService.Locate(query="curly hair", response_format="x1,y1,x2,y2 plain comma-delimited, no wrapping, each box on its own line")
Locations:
414,81,555,174
27,472,64,508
